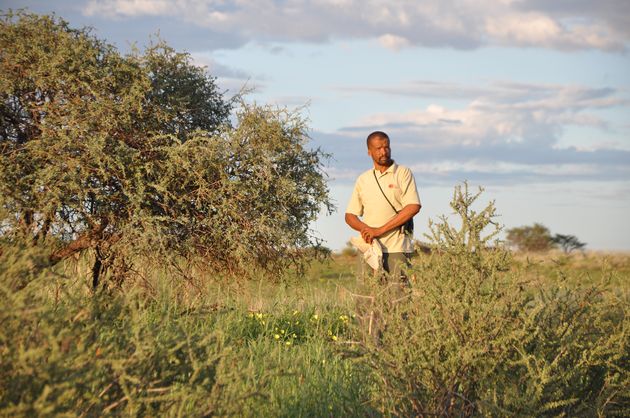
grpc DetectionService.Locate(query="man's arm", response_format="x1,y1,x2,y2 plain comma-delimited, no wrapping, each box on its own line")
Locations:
375,203,420,236
345,213,369,233
347,203,421,244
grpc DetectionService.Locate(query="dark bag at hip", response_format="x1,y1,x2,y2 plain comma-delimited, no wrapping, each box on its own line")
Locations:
401,218,414,235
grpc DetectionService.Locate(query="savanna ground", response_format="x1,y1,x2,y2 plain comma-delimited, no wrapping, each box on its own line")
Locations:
2,244,628,417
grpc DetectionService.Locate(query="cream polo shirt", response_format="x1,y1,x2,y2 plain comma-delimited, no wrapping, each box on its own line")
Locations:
346,163,421,253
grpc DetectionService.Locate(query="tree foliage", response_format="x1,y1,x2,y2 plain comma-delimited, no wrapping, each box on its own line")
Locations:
506,222,554,252
140,42,231,140
0,12,332,285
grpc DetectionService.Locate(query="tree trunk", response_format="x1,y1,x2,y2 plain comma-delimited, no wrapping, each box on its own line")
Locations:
92,252,103,289
18,210,34,237
48,220,108,265
49,232,97,265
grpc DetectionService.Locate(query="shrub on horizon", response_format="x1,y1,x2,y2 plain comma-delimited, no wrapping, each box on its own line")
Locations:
506,222,555,252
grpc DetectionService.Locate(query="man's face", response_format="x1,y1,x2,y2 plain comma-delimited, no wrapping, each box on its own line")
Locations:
367,137,392,166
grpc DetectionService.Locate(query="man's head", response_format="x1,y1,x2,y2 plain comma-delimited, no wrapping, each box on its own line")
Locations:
366,131,392,168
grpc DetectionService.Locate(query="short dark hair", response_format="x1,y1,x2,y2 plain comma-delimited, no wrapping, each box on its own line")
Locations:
366,131,389,147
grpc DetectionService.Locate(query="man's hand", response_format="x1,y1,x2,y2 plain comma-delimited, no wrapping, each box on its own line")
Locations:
360,226,382,244
346,213,383,243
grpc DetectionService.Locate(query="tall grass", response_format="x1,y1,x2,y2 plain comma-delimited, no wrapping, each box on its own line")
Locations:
0,246,377,417
1,185,628,416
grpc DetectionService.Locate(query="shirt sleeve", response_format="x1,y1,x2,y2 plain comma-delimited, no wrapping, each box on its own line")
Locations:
399,167,421,207
345,179,364,216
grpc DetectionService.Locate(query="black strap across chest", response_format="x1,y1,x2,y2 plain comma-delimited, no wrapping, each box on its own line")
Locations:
373,170,399,214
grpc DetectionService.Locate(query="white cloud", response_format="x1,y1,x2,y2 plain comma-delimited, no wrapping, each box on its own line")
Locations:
485,12,623,50
377,33,410,51
80,0,629,51
408,161,602,177
84,0,177,17
354,83,626,146
515,0,630,40
207,11,229,23
313,0,354,7
315,80,630,187
485,13,562,45
342,82,626,148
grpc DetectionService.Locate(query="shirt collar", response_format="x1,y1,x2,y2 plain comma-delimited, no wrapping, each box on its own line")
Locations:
374,162,397,176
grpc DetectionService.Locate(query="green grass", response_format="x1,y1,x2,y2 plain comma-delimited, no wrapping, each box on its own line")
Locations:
511,250,630,289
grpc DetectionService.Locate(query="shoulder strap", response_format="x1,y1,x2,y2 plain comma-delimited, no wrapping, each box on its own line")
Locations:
373,170,399,214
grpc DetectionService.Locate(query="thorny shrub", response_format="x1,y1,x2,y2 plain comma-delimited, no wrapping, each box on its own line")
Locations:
356,183,628,417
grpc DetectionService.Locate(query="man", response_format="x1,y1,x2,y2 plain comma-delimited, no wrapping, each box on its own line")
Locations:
345,131,421,281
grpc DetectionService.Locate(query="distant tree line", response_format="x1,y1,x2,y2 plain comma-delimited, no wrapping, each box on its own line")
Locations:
0,11,332,287
506,223,586,253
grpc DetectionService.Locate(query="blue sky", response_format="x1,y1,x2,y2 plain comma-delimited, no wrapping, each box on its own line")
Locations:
4,0,630,251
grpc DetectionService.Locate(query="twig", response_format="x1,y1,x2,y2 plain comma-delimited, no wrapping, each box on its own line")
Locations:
78,382,115,418
338,340,365,346
344,290,375,301
103,396,128,414
391,294,412,304
146,387,172,393
98,382,114,398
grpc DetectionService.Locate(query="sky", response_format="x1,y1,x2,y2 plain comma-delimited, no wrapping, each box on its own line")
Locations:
3,0,630,251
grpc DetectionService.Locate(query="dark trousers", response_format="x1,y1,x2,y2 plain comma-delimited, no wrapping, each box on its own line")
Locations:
358,252,411,283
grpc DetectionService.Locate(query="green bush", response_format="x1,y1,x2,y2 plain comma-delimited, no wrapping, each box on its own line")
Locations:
0,270,240,416
356,183,629,417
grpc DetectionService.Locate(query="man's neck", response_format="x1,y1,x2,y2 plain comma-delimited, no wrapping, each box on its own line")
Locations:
374,161,394,173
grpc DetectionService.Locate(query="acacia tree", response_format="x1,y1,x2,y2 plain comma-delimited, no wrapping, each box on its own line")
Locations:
0,12,332,286
552,234,586,254
505,223,555,252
